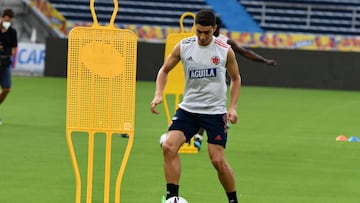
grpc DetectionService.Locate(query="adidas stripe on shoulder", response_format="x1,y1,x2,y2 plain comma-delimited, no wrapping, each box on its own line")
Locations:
215,38,230,48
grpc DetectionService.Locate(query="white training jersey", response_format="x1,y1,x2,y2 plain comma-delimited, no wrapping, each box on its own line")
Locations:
217,34,229,43
178,36,230,114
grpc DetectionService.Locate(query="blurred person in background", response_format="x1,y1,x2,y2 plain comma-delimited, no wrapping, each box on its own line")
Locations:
215,16,277,67
0,8,18,125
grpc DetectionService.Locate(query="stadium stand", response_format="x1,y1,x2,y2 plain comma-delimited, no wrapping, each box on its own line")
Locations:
205,0,262,32
239,0,360,35
49,0,212,27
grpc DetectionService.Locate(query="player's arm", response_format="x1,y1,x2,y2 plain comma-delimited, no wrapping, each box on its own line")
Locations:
226,48,241,124
150,43,181,114
227,39,277,66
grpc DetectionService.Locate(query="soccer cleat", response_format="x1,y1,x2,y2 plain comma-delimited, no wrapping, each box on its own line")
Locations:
193,133,203,151
194,139,201,151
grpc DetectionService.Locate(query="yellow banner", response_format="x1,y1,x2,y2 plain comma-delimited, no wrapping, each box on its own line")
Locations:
63,17,360,52
224,31,360,52
121,25,360,52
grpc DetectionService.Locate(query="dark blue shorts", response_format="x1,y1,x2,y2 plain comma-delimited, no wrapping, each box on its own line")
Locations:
168,108,228,148
0,66,11,89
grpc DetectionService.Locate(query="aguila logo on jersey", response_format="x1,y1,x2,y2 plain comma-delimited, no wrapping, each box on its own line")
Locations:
189,68,217,79
211,56,220,65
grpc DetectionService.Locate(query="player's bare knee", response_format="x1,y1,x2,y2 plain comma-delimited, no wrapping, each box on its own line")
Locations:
162,141,178,156
210,157,226,171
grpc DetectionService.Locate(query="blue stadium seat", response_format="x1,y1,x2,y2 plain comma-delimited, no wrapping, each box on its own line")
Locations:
49,0,213,27
240,0,360,35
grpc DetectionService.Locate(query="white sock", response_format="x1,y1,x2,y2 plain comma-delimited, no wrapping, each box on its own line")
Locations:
194,133,203,141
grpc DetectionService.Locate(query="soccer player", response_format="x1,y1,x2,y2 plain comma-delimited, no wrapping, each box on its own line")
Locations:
151,10,241,203
193,16,277,150
0,8,17,125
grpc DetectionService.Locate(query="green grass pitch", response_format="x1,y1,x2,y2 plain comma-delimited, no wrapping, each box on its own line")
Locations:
0,76,359,203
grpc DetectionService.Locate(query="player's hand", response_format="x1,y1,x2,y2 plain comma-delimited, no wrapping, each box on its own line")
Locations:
266,59,277,67
227,108,238,124
150,96,162,114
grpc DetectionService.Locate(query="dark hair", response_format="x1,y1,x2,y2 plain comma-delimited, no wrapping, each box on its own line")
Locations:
2,8,15,18
216,16,222,27
214,16,222,37
195,9,216,26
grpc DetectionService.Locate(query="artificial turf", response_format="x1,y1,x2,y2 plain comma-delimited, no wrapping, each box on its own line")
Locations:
0,76,359,203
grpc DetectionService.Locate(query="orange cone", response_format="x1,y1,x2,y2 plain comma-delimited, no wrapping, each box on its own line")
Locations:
336,135,348,142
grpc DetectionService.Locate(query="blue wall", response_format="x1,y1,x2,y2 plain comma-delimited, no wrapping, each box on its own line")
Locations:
205,0,263,32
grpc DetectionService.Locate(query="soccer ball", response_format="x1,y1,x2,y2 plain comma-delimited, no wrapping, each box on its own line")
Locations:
159,133,168,146
165,196,188,203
